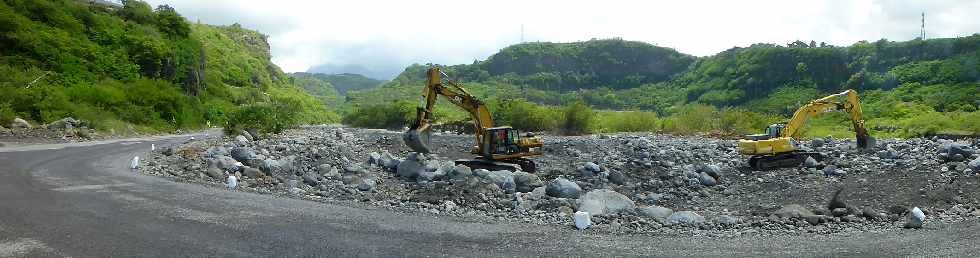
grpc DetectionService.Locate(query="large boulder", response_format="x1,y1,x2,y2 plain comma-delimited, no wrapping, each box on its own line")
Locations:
698,164,722,180
483,170,516,193
577,189,635,216
638,206,673,223
697,172,717,186
207,146,228,158
512,171,542,193
607,170,626,185
448,165,473,180
545,177,582,199
213,156,241,172
905,207,925,228
46,117,79,130
235,135,249,146
242,167,264,178
579,162,601,177
665,211,705,226
396,159,425,179
230,147,257,163
773,204,814,218
9,118,30,129
939,143,973,160
968,157,980,173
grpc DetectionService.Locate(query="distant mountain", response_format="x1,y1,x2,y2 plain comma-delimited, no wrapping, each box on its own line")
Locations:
306,63,398,81
291,72,385,95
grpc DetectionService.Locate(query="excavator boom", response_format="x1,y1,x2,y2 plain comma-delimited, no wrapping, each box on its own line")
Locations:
403,66,543,171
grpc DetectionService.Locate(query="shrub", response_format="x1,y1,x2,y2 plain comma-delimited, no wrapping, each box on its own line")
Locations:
342,101,414,129
0,103,16,126
224,98,303,136
596,110,659,133
560,101,594,135
491,99,560,132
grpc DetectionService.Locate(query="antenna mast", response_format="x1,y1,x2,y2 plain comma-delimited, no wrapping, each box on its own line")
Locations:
920,12,925,39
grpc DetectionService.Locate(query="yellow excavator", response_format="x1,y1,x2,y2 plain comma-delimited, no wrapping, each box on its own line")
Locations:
403,67,544,172
738,89,873,170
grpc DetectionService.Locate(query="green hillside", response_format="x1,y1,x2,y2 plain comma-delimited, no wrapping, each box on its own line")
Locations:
291,72,384,95
0,0,335,134
346,37,980,137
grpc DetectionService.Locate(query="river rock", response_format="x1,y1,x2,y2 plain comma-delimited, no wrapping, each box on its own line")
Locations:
546,177,582,199
577,189,635,216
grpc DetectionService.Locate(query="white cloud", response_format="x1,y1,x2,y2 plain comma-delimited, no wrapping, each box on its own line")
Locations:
145,0,980,79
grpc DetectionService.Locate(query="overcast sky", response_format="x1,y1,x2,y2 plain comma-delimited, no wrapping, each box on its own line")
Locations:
145,0,980,79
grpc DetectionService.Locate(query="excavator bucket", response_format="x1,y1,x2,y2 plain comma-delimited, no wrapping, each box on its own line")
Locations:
403,128,432,153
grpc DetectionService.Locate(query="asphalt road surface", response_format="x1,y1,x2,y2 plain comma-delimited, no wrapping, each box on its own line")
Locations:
1,134,978,257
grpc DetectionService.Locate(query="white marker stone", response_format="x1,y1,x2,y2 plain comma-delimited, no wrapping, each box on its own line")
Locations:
130,156,140,169
574,211,592,230
151,144,155,151
227,176,238,189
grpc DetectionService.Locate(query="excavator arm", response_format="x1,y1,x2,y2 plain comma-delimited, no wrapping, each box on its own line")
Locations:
404,67,494,153
780,89,870,148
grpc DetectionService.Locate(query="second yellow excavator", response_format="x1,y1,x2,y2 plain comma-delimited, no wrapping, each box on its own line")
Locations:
403,66,544,172
738,89,874,170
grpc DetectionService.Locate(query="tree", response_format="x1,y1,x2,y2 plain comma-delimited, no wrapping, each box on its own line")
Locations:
120,0,154,24
154,5,190,38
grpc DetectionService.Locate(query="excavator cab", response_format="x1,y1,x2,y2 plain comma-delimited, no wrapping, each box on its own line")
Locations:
481,127,534,156
745,124,787,141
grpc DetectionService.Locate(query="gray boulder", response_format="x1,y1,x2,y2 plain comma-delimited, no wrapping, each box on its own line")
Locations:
940,143,973,160
205,166,224,180
417,171,444,182
715,215,740,226
46,117,79,130
638,206,673,222
513,171,542,193
9,118,30,129
579,162,601,177
804,156,819,168
773,204,814,218
665,211,705,225
396,159,424,179
878,148,898,160
230,147,257,163
235,135,249,146
810,138,825,148
207,146,228,158
302,172,321,186
214,156,240,171
449,165,473,180
484,170,516,193
546,177,582,199
698,172,717,186
242,167,264,178
905,207,925,228
357,178,376,191
607,170,626,185
344,164,366,174
969,157,980,172
577,189,635,216
698,164,722,180
367,152,382,165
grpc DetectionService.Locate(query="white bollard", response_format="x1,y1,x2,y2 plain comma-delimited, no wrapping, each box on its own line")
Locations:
130,156,140,169
574,211,592,230
227,176,238,189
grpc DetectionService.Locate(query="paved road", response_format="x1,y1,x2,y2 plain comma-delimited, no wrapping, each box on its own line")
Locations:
1,134,978,257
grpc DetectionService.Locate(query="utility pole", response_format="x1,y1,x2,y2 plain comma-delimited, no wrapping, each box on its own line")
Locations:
520,24,524,43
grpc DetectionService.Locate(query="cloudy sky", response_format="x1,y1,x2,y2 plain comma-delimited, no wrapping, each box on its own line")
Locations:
145,0,980,79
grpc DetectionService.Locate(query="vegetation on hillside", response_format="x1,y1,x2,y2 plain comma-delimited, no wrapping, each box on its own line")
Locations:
0,0,334,134
344,36,980,138
291,72,385,95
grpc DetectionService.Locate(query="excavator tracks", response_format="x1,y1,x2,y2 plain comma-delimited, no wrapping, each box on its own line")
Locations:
455,158,537,172
749,152,823,170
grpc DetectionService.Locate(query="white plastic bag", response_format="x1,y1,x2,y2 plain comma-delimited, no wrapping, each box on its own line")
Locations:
574,211,592,230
